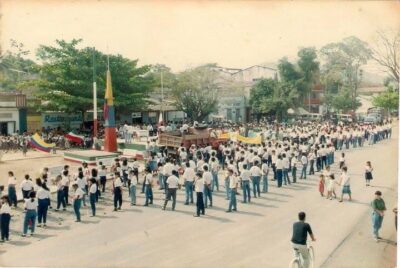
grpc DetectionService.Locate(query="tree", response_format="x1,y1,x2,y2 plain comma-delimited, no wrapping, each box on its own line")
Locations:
250,78,299,121
370,29,400,90
35,39,154,117
372,86,399,114
172,65,219,121
297,47,320,103
330,88,361,112
277,57,301,83
0,39,38,91
320,36,372,106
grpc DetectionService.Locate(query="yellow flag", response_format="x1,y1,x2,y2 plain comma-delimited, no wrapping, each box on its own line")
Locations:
104,69,113,105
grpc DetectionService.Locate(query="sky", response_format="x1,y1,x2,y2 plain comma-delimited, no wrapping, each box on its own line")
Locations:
1,0,399,73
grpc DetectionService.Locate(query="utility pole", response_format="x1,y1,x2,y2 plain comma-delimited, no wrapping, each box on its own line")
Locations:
92,48,98,138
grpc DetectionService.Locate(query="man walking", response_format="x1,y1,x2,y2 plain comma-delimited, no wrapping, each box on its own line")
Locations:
183,162,195,205
203,165,213,208
371,191,386,241
162,170,179,211
194,172,205,217
226,169,238,213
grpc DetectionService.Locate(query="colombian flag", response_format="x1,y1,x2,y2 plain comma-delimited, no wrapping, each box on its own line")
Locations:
103,69,115,127
29,133,55,153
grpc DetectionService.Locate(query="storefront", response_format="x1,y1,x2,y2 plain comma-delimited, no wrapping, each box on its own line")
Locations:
0,93,27,135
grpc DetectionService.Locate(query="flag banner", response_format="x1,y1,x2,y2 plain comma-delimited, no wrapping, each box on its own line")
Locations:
65,132,84,144
29,133,55,153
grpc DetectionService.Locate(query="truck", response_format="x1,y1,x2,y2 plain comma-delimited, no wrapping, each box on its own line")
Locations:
158,127,227,154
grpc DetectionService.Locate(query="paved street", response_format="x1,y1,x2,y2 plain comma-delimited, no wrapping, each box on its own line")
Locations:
0,127,397,267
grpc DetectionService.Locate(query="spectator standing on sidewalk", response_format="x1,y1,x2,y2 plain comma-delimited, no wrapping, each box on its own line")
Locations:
371,191,386,241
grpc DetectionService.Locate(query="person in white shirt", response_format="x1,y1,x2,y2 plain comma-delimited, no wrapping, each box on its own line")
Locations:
365,161,374,187
75,172,87,207
7,171,17,208
113,173,123,211
183,162,195,205
338,166,352,202
20,174,34,199
202,166,213,208
71,183,85,222
193,172,205,217
128,170,137,206
210,158,220,191
275,155,284,187
163,170,180,211
89,178,97,216
261,160,269,193
281,155,291,186
22,191,38,236
0,196,11,241
143,168,153,206
226,170,238,212
162,160,174,194
36,179,50,227
300,154,308,180
241,164,252,203
290,154,298,183
250,161,262,197
61,170,71,206
98,165,107,193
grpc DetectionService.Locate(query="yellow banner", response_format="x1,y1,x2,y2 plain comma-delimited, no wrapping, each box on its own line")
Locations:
218,132,261,144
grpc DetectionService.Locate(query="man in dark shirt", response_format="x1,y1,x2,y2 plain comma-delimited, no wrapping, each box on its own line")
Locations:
291,212,316,268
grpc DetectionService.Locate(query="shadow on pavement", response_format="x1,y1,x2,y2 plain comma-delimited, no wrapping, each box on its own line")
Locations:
8,240,31,246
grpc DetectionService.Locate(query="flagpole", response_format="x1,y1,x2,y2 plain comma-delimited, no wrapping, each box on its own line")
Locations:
92,48,98,138
160,71,164,124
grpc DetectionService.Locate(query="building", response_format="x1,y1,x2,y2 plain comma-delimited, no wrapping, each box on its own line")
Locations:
0,92,27,135
211,65,278,123
303,83,325,114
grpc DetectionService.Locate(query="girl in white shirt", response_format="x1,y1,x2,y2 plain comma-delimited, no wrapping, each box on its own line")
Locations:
36,179,51,227
22,191,38,237
365,161,373,186
89,178,97,216
0,196,11,242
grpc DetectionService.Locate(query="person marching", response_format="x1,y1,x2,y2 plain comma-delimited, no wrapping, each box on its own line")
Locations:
193,172,205,217
112,173,123,211
210,157,220,191
143,168,153,206
203,165,213,208
226,169,238,213
129,170,137,206
55,175,66,211
89,178,97,216
0,196,11,242
365,161,373,186
7,172,17,208
240,164,251,203
250,161,262,197
338,166,352,202
261,159,269,193
183,162,195,205
318,174,325,197
71,183,85,222
36,179,50,227
22,191,37,237
339,152,345,169
163,170,180,211
20,175,34,199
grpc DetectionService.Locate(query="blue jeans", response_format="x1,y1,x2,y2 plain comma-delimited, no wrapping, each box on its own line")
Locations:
74,199,82,221
242,181,251,202
228,189,237,211
300,165,307,179
145,185,153,205
276,169,283,187
57,190,66,209
262,175,268,192
89,193,96,216
23,210,37,235
8,186,17,207
225,179,230,200
283,169,290,185
212,171,219,191
130,185,136,204
38,199,49,224
203,186,213,207
158,174,164,190
372,212,384,238
252,176,261,197
185,181,194,204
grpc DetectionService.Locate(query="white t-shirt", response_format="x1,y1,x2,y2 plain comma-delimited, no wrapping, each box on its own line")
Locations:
249,166,262,177
89,183,97,194
166,175,179,189
195,178,205,192
74,188,85,199
203,171,213,185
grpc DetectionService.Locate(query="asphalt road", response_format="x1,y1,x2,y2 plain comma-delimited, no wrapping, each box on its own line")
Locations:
0,127,397,268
